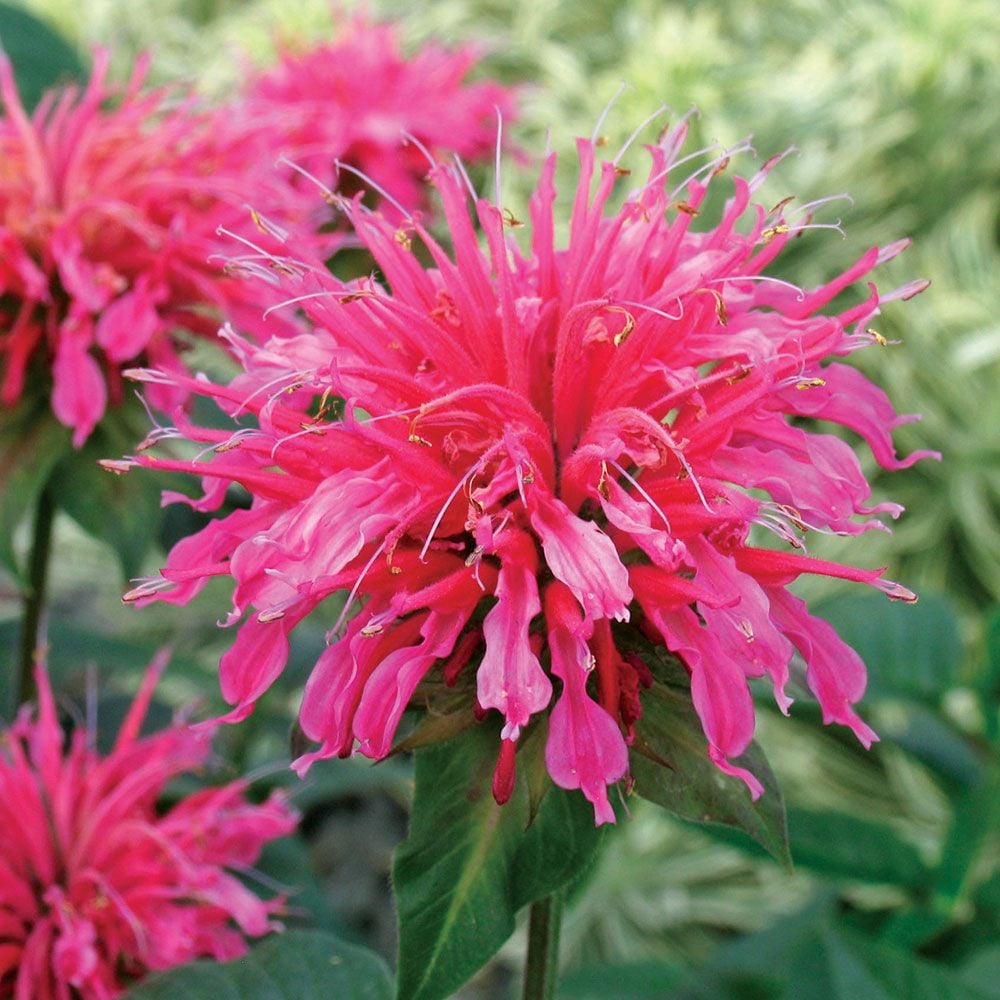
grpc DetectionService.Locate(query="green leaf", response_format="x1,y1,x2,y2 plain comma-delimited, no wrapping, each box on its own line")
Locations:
0,2,87,110
49,403,166,578
876,701,985,787
626,646,790,866
557,960,685,999
0,615,215,722
784,808,930,887
123,930,392,1000
0,396,71,584
961,947,1000,999
983,610,1000,745
393,723,605,1000
813,592,962,703
686,898,998,1000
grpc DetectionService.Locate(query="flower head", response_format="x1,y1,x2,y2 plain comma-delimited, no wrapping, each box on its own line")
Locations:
0,657,297,998
245,16,516,217
126,117,937,825
0,50,318,446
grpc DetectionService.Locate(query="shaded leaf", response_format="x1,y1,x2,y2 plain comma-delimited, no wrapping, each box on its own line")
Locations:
49,403,166,578
785,808,930,887
123,929,392,1000
680,897,998,1000
876,701,985,787
0,616,212,723
814,592,962,703
558,960,685,999
0,2,86,110
0,396,71,584
393,723,604,1000
626,646,789,866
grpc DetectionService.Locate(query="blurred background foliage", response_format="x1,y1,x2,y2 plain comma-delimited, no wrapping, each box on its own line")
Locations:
1,0,998,996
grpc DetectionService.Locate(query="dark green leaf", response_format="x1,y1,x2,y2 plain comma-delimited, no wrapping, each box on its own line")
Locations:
558,960,685,999
875,701,985,787
0,2,86,110
961,947,1000,999
393,723,604,1000
681,898,997,1000
49,403,165,578
813,592,962,703
984,611,1000,745
254,835,352,938
0,615,214,723
0,396,71,584
123,930,392,1000
785,808,930,887
626,648,789,866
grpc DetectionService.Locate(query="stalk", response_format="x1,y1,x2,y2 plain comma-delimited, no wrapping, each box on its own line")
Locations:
522,892,564,1000
17,487,56,705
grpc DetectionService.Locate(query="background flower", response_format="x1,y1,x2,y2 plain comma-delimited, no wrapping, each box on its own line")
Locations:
0,50,312,447
243,15,516,218
0,655,297,999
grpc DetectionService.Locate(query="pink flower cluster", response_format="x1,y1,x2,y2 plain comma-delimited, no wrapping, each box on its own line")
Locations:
245,16,515,216
0,50,315,446
0,660,296,999
123,119,936,825
0,30,515,448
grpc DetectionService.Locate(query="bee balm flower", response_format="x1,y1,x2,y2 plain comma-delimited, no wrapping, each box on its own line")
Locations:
124,117,936,825
0,660,297,998
245,16,515,217
0,50,318,446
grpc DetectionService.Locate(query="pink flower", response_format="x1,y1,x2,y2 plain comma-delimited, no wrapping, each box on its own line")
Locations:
0,50,317,446
0,657,297,998
123,118,937,825
244,16,516,217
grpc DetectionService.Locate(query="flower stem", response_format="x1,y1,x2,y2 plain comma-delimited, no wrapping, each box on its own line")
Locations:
18,487,56,706
522,892,564,1000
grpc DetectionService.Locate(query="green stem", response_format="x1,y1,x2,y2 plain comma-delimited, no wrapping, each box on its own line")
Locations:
522,892,564,1000
18,487,56,706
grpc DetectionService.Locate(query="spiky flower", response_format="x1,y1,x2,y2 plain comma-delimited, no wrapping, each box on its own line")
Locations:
244,16,515,217
0,50,316,446
0,657,296,998
122,117,936,824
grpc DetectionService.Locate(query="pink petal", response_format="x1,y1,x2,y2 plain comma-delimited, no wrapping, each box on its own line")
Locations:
545,623,628,825
476,532,552,739
528,488,632,621
767,586,879,747
94,279,162,362
51,318,106,446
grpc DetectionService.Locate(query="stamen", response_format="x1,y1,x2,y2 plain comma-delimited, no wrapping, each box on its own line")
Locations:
326,537,391,640
214,226,300,272
644,138,724,190
263,288,363,319
617,297,685,322
451,154,478,201
276,155,342,206
401,130,438,171
493,104,504,209
790,192,854,219
707,274,806,302
122,576,173,603
245,205,289,242
232,368,320,419
418,461,480,563
668,138,755,201
591,82,631,145
334,160,413,221
609,459,672,530
613,105,669,166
